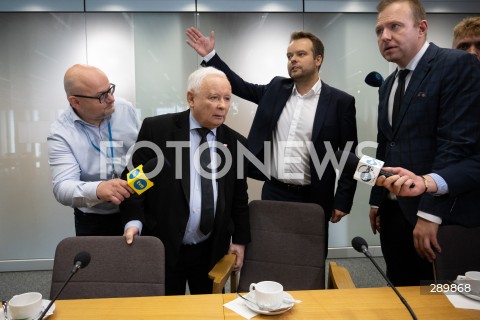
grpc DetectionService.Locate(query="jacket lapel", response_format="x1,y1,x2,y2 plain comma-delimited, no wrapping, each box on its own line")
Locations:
393,44,436,136
311,81,331,143
214,125,226,218
271,82,295,131
175,111,191,203
378,75,395,140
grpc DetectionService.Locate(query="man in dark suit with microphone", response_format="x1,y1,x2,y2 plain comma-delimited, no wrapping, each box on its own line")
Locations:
185,27,358,247
369,0,480,286
120,67,251,295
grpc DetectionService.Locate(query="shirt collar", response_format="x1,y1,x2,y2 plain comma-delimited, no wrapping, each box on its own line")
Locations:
292,79,322,98
403,41,430,72
189,112,217,136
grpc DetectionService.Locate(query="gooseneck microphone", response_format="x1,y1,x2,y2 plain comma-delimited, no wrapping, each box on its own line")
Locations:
37,251,91,320
352,237,417,320
365,71,384,87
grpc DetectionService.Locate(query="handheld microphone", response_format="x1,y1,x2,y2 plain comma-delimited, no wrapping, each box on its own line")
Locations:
335,150,415,188
352,237,417,320
126,157,166,195
37,251,91,320
365,71,384,87
335,150,393,186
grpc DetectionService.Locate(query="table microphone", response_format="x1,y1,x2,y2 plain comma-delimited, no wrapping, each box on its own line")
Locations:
365,71,384,87
352,237,417,320
37,251,91,320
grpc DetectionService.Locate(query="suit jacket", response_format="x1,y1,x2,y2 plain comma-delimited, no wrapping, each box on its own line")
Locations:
369,43,480,227
120,110,251,269
205,54,358,216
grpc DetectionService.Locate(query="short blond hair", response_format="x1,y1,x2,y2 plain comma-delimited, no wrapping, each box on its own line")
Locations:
453,17,480,48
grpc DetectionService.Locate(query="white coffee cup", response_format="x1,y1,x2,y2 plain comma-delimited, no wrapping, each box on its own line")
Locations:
249,281,283,310
457,271,480,294
462,271,480,293
8,292,42,320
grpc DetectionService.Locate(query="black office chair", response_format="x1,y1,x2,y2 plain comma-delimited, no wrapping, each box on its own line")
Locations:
434,225,480,281
210,200,326,293
50,236,165,299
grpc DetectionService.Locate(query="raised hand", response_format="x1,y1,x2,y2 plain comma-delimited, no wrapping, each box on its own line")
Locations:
185,27,215,57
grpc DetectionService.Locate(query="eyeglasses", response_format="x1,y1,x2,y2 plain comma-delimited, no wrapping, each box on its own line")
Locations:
72,83,116,104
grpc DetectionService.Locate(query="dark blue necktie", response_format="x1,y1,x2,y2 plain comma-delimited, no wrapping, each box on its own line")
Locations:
196,128,214,235
392,69,410,128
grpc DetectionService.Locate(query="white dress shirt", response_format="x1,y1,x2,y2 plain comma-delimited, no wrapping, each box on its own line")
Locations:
272,80,321,185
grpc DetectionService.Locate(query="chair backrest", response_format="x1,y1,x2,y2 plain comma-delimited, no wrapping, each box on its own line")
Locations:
237,200,326,292
327,261,356,289
50,236,165,299
435,225,480,281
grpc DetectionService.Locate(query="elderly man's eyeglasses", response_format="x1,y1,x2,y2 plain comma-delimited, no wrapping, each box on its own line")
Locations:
73,84,116,104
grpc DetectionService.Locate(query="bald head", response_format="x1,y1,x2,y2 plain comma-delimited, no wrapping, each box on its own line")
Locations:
64,64,109,97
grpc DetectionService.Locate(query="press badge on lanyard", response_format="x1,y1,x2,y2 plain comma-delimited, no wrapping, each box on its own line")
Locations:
80,120,119,179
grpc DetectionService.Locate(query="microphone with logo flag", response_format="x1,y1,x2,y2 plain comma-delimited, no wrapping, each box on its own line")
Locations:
335,150,394,186
126,157,169,195
127,164,154,195
37,251,91,320
335,150,415,188
352,237,417,320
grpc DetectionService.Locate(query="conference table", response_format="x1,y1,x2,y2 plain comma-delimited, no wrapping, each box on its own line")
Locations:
48,286,480,319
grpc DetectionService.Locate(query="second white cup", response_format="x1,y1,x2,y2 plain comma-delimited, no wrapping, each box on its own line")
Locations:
249,281,283,310
461,271,480,293
8,292,43,320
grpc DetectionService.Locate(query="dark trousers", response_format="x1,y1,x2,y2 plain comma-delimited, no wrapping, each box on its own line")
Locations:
379,199,434,286
165,238,213,295
74,209,124,236
262,179,329,253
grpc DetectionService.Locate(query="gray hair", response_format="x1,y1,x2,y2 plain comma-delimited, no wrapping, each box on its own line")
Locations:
187,67,227,93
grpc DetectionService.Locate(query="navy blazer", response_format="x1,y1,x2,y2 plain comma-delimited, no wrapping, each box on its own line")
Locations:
120,110,251,269
369,43,480,227
205,54,358,216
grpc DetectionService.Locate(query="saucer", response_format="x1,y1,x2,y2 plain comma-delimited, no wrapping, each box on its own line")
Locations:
458,291,480,302
42,299,56,319
453,278,480,301
243,292,295,315
8,300,55,320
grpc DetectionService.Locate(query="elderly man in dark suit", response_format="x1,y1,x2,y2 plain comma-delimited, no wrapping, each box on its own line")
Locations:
369,0,480,286
186,28,358,248
120,67,250,295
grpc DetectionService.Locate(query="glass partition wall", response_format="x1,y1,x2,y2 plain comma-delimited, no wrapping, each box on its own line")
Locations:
0,11,473,270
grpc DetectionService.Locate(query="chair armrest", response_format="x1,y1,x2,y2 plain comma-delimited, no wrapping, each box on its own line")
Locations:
209,253,237,293
327,261,356,289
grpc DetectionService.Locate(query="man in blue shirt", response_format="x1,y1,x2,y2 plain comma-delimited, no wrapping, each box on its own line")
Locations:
47,64,140,236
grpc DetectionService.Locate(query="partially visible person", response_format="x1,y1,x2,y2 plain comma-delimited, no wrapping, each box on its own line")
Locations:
185,27,358,250
48,64,140,236
453,16,480,59
369,0,480,286
120,67,250,295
